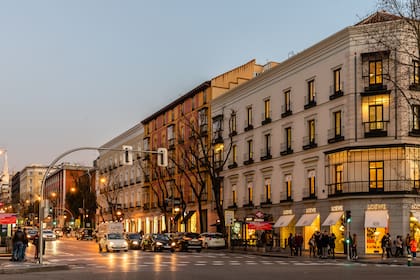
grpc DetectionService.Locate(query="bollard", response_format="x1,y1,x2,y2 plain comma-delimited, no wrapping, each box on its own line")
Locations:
408,254,413,266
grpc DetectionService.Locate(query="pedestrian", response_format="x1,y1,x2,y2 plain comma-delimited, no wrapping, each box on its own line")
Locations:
308,234,316,257
385,233,393,258
351,233,358,260
33,232,39,260
294,233,303,256
22,229,29,261
11,226,25,262
320,231,329,259
394,235,403,257
405,234,411,256
287,233,295,256
329,233,336,259
410,237,417,258
381,234,389,259
315,231,322,257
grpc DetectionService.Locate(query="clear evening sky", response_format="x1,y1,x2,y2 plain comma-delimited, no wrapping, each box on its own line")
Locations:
0,0,376,172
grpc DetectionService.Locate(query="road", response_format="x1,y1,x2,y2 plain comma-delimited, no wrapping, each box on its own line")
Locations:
6,238,420,280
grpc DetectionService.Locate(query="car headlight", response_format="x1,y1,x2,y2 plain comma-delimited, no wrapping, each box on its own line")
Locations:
109,242,115,246
156,242,163,246
133,241,138,245
124,241,128,246
171,242,176,246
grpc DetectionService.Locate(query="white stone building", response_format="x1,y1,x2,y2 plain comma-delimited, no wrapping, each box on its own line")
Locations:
212,12,420,255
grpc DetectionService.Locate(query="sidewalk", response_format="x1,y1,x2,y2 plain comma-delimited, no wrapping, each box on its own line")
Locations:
0,253,69,274
228,246,420,266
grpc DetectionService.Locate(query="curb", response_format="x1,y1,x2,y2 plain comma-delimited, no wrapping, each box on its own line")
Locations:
0,264,70,274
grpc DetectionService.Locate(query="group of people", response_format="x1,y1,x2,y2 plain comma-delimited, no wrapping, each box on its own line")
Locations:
381,233,417,259
10,226,45,262
287,231,338,259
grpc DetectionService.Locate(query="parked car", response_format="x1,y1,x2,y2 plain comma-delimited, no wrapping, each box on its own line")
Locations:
141,233,171,252
98,232,128,252
42,229,56,241
200,232,226,249
170,232,202,252
76,228,94,240
125,232,142,250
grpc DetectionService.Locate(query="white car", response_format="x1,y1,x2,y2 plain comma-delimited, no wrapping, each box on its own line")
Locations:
99,233,128,252
200,232,226,249
42,229,56,241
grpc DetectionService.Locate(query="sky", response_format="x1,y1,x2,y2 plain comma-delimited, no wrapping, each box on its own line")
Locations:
0,0,378,173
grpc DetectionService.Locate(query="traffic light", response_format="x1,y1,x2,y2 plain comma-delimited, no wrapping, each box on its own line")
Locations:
157,147,168,167
345,210,352,223
49,207,53,214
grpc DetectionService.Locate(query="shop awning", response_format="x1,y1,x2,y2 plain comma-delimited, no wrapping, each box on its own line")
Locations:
273,215,295,228
247,221,272,230
364,210,388,228
410,211,420,222
0,213,17,224
322,211,344,226
295,213,318,227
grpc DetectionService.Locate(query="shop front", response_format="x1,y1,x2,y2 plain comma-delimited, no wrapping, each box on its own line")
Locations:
273,210,295,249
295,210,320,250
364,208,389,254
321,209,345,253
0,213,17,254
410,207,420,244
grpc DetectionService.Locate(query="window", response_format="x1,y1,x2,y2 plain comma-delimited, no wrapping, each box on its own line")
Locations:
264,99,271,120
167,125,175,147
369,60,383,85
232,189,237,205
308,80,315,103
246,140,253,161
369,161,384,191
334,68,342,93
285,175,292,200
246,106,253,129
247,182,253,204
261,133,271,160
232,144,237,163
309,119,316,144
229,112,237,135
264,178,271,202
286,127,292,150
334,111,342,137
335,164,343,192
369,104,384,130
285,90,291,111
412,105,420,131
308,170,316,197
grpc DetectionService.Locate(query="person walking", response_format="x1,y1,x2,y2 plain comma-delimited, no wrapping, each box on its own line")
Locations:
11,226,25,262
308,234,316,257
351,233,358,260
294,233,303,256
410,237,417,258
381,234,389,259
394,235,403,257
287,233,295,256
22,229,29,261
385,233,393,258
320,231,329,259
405,233,411,256
329,233,336,259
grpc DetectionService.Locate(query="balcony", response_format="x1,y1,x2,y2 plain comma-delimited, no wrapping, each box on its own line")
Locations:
228,161,238,169
327,179,420,197
260,147,272,161
409,83,420,91
243,152,254,165
327,128,345,143
363,121,389,138
302,135,318,150
213,130,224,144
227,203,237,210
304,95,317,110
329,89,344,100
281,104,293,118
409,128,420,137
280,142,293,156
243,201,254,208
229,130,237,137
361,81,390,95
244,123,253,132
260,195,272,207
261,112,272,125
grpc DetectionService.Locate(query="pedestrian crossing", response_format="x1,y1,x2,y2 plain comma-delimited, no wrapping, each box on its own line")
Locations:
44,252,372,272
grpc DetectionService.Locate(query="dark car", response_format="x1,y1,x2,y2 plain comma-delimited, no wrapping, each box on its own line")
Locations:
141,233,171,252
76,228,94,240
125,233,142,250
170,232,202,252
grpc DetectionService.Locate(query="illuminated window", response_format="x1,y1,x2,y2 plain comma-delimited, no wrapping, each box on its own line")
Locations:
308,80,315,102
247,106,253,127
369,104,384,130
369,60,383,85
308,170,316,197
335,164,343,192
334,68,342,93
284,90,291,112
264,99,271,120
264,179,271,201
286,127,292,150
285,175,292,200
412,105,420,131
414,61,420,85
309,119,316,143
369,161,384,191
334,111,342,136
